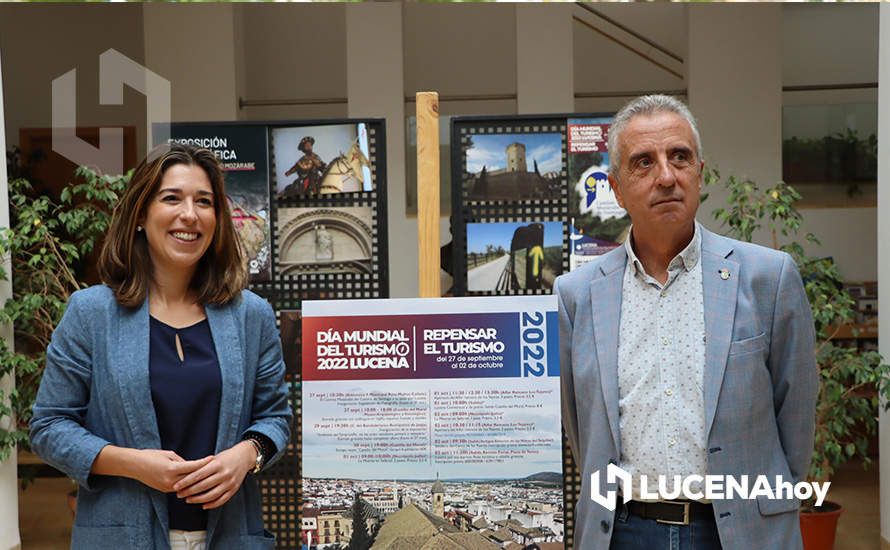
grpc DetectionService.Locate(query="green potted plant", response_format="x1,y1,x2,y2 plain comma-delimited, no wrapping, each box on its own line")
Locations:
0,149,128,485
704,168,890,550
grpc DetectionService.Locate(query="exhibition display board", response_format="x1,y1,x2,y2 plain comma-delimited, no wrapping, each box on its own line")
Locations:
449,113,624,548
450,113,627,298
157,119,390,548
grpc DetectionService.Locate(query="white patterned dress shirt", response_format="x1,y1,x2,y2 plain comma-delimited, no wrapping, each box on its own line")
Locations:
617,221,707,501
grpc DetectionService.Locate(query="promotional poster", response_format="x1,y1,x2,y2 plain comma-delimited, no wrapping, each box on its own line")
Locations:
301,297,565,548
159,123,272,281
567,117,630,270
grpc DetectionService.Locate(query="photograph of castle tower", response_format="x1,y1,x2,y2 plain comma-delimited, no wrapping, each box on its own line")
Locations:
464,133,562,201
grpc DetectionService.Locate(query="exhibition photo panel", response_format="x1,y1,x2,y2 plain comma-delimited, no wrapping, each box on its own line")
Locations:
466,221,565,292
271,123,373,197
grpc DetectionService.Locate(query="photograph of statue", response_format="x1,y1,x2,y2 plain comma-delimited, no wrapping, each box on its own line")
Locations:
463,132,562,201
276,206,374,275
272,123,372,197
282,136,327,195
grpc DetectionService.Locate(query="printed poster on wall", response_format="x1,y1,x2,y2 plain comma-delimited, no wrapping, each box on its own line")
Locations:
157,123,272,282
567,117,630,271
301,296,565,548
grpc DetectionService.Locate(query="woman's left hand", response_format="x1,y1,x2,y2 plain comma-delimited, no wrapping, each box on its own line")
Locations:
172,442,257,510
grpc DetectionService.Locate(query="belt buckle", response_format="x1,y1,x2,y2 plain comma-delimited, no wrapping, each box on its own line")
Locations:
655,500,690,526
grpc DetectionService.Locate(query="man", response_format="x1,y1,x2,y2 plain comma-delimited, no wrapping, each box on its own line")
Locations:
555,95,817,550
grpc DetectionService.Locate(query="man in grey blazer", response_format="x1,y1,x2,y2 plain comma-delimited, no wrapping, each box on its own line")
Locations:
555,95,817,549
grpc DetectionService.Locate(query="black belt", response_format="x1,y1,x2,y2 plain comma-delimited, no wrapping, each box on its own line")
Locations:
626,500,714,525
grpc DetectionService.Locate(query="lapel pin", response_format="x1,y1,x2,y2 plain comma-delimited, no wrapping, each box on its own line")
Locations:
719,268,730,280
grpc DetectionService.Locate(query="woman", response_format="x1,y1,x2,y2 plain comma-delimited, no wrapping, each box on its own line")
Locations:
30,143,291,549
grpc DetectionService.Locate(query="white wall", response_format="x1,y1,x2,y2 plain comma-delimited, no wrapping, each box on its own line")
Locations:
0,4,146,154
240,4,348,122
345,4,411,297
877,8,890,546
574,3,686,114
684,4,877,283
0,48,21,550
143,4,239,122
517,5,573,115
0,4,879,285
688,4,783,238
784,4,878,87
404,4,516,103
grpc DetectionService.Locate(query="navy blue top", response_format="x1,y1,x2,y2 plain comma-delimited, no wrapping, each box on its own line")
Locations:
149,316,222,531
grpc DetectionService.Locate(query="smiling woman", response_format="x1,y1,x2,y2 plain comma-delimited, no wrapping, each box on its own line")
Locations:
142,164,218,284
29,143,291,549
98,144,245,308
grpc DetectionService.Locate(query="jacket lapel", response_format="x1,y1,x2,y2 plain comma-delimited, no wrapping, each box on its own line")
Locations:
700,229,739,439
116,299,162,447
206,302,245,453
589,246,627,456
114,299,167,532
205,301,245,543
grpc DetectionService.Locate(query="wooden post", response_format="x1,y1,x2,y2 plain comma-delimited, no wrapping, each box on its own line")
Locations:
416,92,441,298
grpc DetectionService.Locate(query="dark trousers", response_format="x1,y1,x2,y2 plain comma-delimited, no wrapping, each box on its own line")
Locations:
608,501,723,550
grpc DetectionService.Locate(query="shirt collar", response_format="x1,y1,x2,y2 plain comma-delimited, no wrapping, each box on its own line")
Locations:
624,221,702,277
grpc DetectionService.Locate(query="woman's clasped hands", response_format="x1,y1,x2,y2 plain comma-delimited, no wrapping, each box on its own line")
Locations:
171,442,258,510
133,441,257,510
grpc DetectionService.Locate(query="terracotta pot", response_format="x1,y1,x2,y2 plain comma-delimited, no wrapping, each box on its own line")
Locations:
800,501,843,550
67,489,77,517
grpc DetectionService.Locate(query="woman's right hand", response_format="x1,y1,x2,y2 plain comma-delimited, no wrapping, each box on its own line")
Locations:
133,450,214,493
92,445,214,493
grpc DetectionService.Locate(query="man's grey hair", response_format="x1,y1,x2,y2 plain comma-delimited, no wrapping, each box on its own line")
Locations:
607,95,702,178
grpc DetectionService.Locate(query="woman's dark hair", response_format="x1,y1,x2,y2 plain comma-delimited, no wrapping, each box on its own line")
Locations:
98,142,246,307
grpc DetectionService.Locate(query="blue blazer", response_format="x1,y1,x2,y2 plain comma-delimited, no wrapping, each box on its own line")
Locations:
555,227,817,550
30,285,292,549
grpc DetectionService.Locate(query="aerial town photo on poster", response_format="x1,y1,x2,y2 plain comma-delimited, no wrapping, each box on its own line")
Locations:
301,475,565,549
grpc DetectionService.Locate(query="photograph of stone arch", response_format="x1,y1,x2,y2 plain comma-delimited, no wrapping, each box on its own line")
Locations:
464,132,562,201
272,123,373,197
276,206,374,275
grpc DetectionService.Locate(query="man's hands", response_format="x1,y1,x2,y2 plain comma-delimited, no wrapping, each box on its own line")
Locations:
172,442,258,510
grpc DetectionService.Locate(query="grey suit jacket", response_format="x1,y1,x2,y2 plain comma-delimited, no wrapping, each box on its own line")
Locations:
30,285,292,549
555,226,817,550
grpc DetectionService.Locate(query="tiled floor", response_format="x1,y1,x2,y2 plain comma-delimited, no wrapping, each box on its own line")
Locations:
17,477,73,550
829,458,881,550
16,460,884,549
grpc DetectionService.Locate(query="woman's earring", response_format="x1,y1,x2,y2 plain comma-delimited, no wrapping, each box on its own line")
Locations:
136,225,143,232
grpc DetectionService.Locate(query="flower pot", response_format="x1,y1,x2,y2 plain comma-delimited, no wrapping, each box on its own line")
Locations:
67,489,77,517
800,501,843,550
